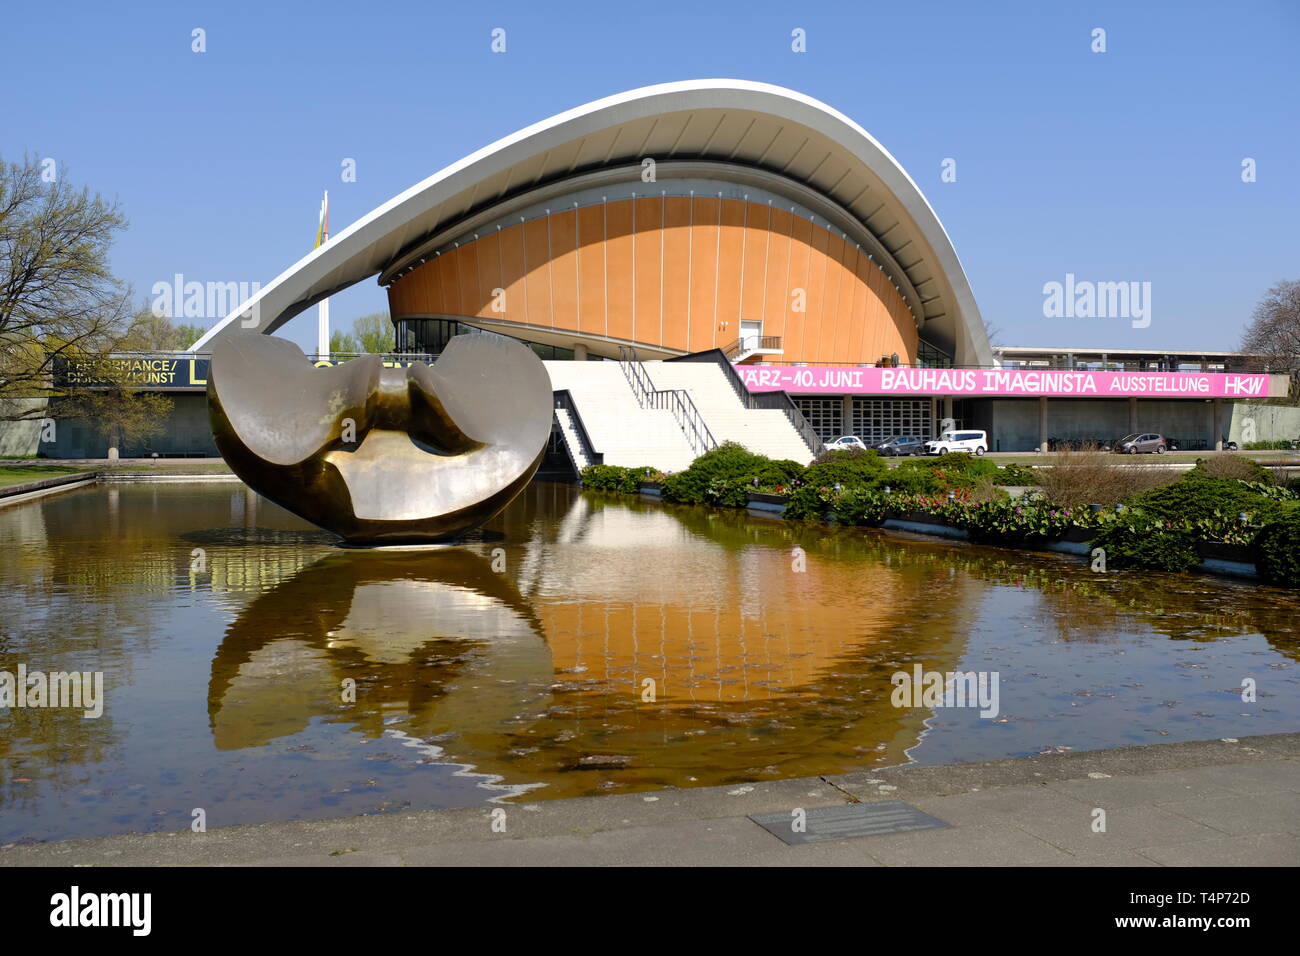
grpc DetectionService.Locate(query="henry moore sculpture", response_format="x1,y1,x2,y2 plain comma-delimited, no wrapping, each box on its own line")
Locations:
207,331,553,544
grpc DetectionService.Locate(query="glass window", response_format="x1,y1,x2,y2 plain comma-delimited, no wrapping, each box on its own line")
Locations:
796,399,844,443
850,399,933,445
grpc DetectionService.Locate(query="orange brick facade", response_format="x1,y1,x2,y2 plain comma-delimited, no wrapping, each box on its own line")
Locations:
387,196,919,365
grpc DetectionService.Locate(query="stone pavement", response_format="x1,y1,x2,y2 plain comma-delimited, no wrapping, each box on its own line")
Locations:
3,733,1297,867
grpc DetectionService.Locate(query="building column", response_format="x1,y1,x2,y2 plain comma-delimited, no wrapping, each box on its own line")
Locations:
842,395,854,438
940,396,954,430
1213,398,1224,451
574,343,588,360
1128,396,1138,434
1039,397,1049,453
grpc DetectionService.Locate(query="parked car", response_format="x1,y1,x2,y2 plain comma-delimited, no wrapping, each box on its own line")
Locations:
823,435,869,452
873,435,925,457
1114,433,1168,454
925,429,988,456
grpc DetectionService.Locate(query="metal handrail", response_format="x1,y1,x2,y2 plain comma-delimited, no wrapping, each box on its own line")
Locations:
552,390,603,468
665,348,822,459
618,345,717,458
722,335,782,361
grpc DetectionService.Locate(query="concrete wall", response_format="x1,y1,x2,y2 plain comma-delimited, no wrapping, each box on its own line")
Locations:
40,393,218,458
971,398,1231,452
1229,403,1300,445
0,398,47,457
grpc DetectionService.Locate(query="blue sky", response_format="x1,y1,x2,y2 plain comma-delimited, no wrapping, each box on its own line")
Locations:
5,0,1297,354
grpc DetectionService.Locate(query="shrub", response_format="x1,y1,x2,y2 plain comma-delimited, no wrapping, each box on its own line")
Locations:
751,458,806,489
782,483,831,521
957,495,1090,545
1091,515,1202,572
1125,473,1289,526
581,464,637,492
801,450,887,489
885,460,945,495
926,452,999,483
810,446,876,466
995,463,1039,486
704,477,751,508
1035,445,1177,508
660,442,769,505
828,487,891,526
969,476,1010,503
1252,510,1300,588
1190,454,1273,484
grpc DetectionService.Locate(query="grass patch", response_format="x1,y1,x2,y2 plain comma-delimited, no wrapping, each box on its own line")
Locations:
0,465,94,489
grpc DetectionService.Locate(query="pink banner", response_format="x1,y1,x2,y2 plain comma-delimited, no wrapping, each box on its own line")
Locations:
736,366,1276,399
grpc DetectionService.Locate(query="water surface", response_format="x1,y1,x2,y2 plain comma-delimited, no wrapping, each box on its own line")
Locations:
1,481,1297,842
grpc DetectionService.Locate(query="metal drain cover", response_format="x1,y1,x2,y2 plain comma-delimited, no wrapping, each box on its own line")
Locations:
749,800,949,845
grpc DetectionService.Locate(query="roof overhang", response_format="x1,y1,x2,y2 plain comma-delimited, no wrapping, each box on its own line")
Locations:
192,79,992,366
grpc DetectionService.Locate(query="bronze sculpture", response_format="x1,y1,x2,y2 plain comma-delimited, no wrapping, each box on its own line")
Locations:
207,331,552,544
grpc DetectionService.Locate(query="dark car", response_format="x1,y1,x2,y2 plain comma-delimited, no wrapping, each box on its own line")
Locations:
874,435,925,457
1114,433,1168,455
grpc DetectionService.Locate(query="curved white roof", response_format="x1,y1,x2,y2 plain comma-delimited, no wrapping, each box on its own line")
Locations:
192,79,990,366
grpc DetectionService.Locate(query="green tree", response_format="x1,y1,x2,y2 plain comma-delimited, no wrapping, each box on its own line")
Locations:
0,155,134,420
61,362,174,456
329,329,360,354
329,312,392,355
120,308,207,351
352,312,393,353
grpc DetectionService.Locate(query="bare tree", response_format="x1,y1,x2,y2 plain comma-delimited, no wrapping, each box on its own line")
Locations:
0,155,134,420
1241,280,1300,403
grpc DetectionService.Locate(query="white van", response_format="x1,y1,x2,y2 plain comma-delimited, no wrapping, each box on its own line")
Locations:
925,429,988,456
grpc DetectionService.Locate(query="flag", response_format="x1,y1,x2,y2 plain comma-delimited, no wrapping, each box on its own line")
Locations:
314,190,329,249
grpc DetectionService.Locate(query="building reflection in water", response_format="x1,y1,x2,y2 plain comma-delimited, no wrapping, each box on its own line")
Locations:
207,484,976,798
3,479,1299,834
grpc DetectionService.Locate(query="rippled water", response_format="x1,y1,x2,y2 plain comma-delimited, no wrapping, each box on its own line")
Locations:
1,481,1297,842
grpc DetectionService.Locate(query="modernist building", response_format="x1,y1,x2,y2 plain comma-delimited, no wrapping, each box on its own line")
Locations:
8,81,1292,459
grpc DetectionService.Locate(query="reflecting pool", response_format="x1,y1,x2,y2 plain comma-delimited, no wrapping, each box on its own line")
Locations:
2,481,1298,842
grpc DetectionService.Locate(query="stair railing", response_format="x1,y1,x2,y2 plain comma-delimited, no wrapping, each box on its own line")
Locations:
664,348,821,459
617,345,717,458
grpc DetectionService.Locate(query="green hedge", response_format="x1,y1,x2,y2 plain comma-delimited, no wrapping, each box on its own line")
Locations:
1091,515,1202,572
1253,510,1300,587
579,464,659,493
801,450,887,489
580,448,1300,586
1125,474,1290,526
995,463,1039,486
660,442,772,505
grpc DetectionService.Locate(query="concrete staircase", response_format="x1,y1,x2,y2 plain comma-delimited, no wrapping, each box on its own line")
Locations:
645,361,815,463
552,403,595,472
544,362,697,472
544,359,817,474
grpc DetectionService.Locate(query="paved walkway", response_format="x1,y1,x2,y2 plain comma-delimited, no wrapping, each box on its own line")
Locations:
4,733,1296,867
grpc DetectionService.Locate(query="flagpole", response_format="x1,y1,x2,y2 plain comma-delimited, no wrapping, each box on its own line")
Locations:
316,190,330,359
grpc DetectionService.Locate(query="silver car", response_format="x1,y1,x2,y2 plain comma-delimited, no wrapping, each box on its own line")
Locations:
1114,433,1167,454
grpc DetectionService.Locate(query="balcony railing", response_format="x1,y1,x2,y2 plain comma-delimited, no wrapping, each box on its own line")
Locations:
722,336,783,362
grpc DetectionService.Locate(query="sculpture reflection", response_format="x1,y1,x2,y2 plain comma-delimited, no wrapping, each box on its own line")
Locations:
208,550,553,758
207,332,553,544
